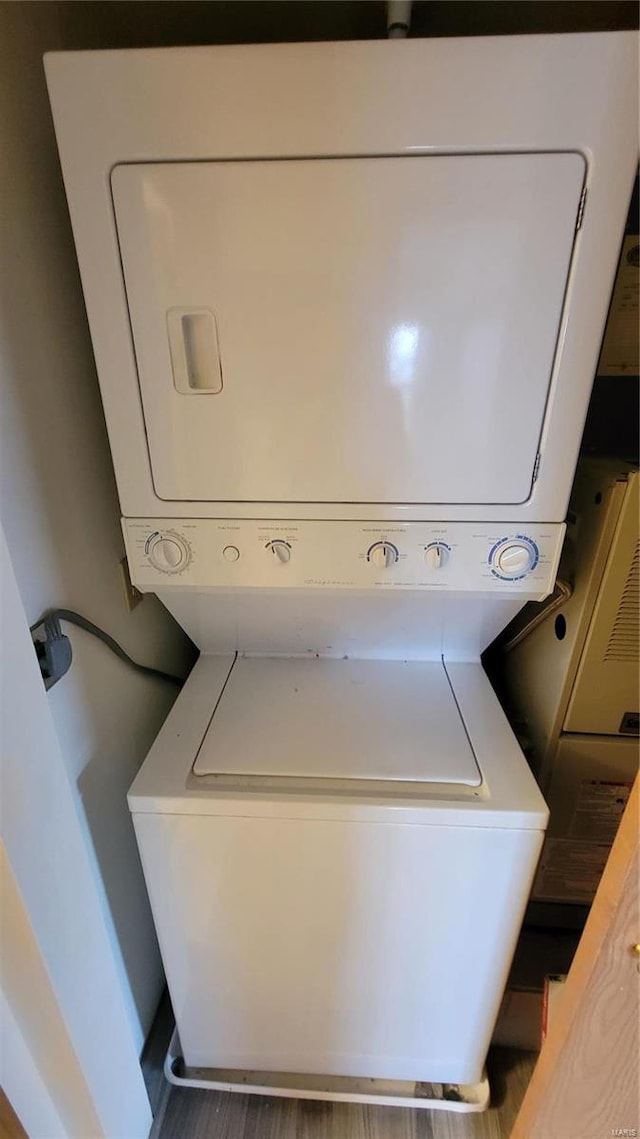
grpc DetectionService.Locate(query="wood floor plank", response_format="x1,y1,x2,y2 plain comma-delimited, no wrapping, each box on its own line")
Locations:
295,1099,421,1139
155,1048,536,1139
160,1088,249,1139
242,1094,299,1139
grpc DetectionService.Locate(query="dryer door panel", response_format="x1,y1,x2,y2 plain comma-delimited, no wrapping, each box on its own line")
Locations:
112,154,584,504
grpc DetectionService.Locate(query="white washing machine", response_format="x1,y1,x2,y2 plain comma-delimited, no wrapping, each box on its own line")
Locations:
46,32,637,1108
129,653,547,1093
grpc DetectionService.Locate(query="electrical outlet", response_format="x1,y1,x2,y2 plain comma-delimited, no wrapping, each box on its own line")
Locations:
119,555,143,612
32,615,72,690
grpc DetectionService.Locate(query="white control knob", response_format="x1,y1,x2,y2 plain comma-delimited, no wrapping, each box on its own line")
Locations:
425,544,449,569
493,541,536,579
148,535,189,573
269,541,291,564
223,545,240,562
368,542,399,569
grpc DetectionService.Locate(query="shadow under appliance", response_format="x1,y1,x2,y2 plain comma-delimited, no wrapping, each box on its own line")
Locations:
46,33,637,1109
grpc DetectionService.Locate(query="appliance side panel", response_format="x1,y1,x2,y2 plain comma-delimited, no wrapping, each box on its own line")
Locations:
532,734,638,905
544,735,638,842
565,472,639,734
499,463,629,783
133,812,543,1084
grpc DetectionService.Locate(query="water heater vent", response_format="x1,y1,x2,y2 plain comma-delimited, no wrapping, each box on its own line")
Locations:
605,540,640,663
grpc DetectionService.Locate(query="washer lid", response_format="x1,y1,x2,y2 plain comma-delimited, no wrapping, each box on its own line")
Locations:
193,656,481,786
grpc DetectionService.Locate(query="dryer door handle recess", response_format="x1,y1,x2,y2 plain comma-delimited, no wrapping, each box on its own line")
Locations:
167,308,223,394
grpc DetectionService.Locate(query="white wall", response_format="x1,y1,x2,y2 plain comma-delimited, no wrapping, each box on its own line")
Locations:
1,529,153,1138
1,991,67,1139
1,848,101,1139
0,2,195,1056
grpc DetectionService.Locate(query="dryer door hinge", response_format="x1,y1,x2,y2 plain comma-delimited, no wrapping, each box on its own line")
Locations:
532,451,542,483
575,186,587,231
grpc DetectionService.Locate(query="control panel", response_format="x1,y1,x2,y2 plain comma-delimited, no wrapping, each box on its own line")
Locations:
123,519,564,597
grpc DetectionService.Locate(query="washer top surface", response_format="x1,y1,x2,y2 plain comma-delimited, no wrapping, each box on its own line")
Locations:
193,656,481,786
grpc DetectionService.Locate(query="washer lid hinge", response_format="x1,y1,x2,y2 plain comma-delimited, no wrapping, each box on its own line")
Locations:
532,451,542,483
575,186,587,231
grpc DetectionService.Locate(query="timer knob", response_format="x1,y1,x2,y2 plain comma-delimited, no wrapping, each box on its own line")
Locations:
368,542,399,569
425,543,449,569
269,540,291,564
491,538,537,580
148,534,189,573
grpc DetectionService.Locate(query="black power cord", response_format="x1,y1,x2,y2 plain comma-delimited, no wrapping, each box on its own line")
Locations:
30,608,183,686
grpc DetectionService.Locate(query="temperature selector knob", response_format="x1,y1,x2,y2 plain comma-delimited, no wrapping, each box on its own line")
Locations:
268,540,292,564
424,543,450,569
490,537,538,580
368,542,399,569
147,533,190,574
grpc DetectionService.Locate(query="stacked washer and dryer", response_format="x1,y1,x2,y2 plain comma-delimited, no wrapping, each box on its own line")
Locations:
46,33,637,1110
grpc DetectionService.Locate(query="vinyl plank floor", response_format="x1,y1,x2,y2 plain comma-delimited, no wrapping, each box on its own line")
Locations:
153,1048,536,1139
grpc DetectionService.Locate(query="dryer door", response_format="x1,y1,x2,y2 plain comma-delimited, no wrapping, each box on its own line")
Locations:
112,153,584,505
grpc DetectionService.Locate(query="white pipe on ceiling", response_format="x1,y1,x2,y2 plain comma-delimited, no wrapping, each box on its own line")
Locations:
387,0,413,38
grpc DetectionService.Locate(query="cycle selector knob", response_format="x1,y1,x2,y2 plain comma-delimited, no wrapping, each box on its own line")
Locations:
147,533,190,574
490,537,538,580
425,543,450,569
368,542,399,569
268,540,292,564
